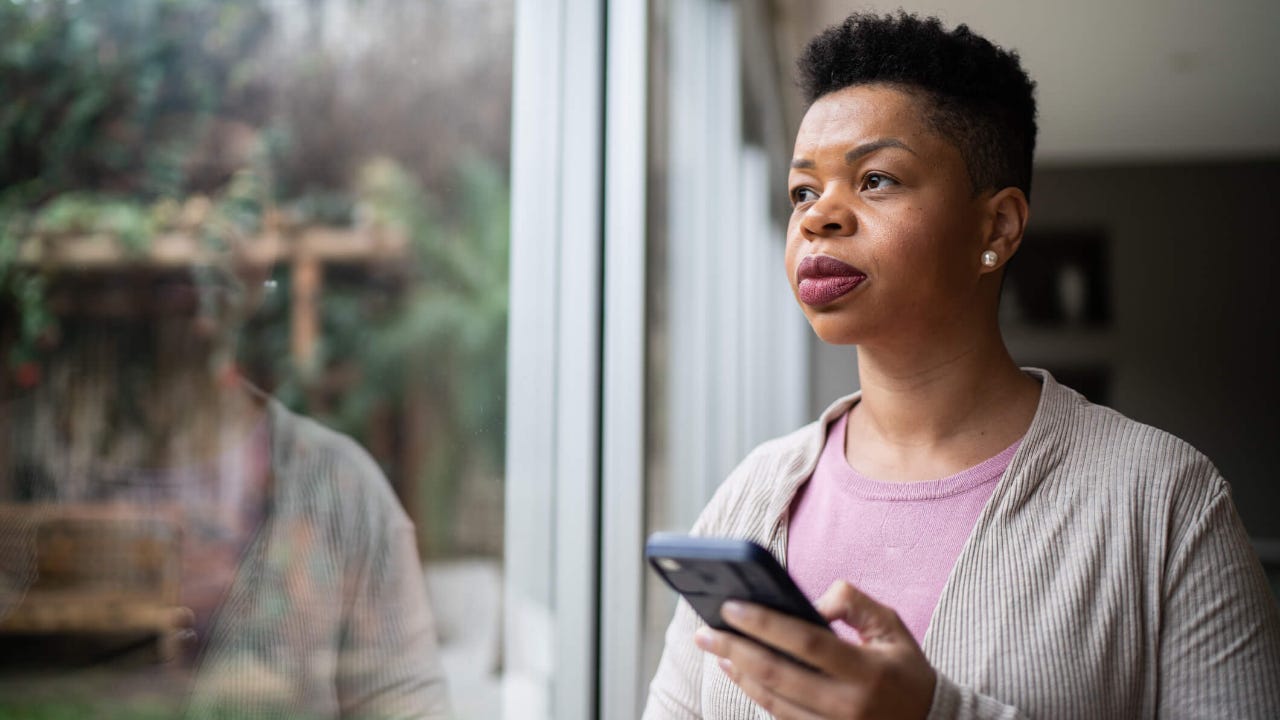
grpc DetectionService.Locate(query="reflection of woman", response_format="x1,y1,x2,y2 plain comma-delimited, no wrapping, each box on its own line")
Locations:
184,385,452,719
0,242,451,718
645,13,1280,720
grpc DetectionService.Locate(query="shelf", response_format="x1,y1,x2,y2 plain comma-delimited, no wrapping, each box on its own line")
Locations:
15,227,409,271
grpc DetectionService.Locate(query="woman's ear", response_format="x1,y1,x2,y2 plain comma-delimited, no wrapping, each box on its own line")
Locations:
979,187,1029,274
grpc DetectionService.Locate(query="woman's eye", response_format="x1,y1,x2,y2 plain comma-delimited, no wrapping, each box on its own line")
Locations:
863,173,897,190
791,187,818,205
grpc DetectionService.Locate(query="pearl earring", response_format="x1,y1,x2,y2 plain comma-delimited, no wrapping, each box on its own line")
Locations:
981,250,998,267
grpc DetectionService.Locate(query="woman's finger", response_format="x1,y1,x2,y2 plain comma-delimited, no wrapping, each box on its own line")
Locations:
718,657,830,720
717,600,871,678
700,627,860,717
815,580,911,643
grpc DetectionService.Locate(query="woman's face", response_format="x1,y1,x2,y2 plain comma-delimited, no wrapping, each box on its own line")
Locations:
785,83,994,347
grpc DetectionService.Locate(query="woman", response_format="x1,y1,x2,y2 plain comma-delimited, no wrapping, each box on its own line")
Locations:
643,12,1280,720
0,238,452,718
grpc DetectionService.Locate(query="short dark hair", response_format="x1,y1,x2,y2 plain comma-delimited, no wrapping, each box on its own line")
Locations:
797,12,1037,199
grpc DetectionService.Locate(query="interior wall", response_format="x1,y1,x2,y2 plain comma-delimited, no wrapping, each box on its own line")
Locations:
808,160,1280,539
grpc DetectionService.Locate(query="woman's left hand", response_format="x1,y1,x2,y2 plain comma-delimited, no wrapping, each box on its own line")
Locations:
693,580,936,720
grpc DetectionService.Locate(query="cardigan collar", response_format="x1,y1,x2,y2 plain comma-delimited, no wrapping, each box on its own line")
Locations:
761,367,1077,548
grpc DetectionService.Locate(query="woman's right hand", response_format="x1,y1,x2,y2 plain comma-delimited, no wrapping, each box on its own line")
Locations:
695,580,936,720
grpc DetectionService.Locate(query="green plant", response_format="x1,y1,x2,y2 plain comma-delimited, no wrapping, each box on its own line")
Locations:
0,0,511,559
0,0,271,203
0,0,273,377
237,156,510,556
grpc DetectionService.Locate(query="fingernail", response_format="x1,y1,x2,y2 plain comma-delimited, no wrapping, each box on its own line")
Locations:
722,601,746,621
718,657,734,673
694,627,714,650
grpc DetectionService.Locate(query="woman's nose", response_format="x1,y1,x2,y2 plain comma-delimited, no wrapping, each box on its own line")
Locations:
799,192,855,238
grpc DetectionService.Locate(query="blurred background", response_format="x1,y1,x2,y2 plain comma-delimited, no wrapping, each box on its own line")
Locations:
0,0,1276,719
1,0,511,717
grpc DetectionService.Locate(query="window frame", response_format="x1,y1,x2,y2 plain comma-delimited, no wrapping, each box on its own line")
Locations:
506,1,805,717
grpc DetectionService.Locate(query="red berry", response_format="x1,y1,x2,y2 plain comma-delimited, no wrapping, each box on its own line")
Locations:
14,362,41,388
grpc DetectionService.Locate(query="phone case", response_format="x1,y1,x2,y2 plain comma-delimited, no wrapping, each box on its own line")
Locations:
645,532,829,631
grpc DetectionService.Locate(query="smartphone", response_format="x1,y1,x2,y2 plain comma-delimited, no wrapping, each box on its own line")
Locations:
646,532,831,666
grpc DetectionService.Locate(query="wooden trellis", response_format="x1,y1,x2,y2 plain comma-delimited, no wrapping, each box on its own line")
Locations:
16,226,409,369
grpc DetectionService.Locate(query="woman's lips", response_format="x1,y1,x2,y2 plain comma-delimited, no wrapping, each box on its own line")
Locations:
796,255,866,306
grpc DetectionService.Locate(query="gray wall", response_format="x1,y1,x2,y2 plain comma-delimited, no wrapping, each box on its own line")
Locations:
809,161,1280,539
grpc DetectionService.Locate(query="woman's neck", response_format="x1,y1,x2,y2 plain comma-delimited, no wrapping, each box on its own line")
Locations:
846,331,1040,482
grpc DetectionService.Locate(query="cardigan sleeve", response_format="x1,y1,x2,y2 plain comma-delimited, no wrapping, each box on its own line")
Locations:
332,441,453,720
1157,480,1280,718
642,454,757,720
336,516,453,720
642,500,725,719
642,428,827,720
928,673,1027,720
643,595,708,719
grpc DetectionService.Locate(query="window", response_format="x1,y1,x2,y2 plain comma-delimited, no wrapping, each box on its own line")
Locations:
631,0,809,715
1,2,834,718
0,1,512,717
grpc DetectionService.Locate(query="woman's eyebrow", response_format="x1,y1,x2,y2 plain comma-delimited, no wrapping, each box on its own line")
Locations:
790,138,916,170
845,138,915,164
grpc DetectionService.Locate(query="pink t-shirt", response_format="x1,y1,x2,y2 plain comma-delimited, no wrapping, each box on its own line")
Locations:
787,411,1020,645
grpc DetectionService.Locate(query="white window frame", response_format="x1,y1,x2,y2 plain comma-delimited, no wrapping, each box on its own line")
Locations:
505,0,603,718
506,1,806,717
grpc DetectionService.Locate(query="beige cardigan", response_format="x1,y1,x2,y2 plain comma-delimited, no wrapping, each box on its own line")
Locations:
643,369,1280,719
183,399,453,719
0,397,451,719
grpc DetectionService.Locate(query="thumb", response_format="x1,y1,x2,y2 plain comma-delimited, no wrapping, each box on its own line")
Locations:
815,580,908,643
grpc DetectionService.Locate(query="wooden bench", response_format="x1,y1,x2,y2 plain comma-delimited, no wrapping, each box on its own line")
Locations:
0,504,193,661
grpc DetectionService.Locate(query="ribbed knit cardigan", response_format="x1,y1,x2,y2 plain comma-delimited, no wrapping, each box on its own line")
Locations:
0,397,452,719
183,400,453,719
643,369,1280,719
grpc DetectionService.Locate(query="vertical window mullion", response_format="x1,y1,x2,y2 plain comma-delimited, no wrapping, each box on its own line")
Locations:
506,0,604,718
599,0,649,716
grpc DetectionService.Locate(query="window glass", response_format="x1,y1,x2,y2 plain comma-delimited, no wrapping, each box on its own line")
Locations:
640,0,807,692
0,1,511,717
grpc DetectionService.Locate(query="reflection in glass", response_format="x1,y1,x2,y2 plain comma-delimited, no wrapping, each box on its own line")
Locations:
0,1,511,717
